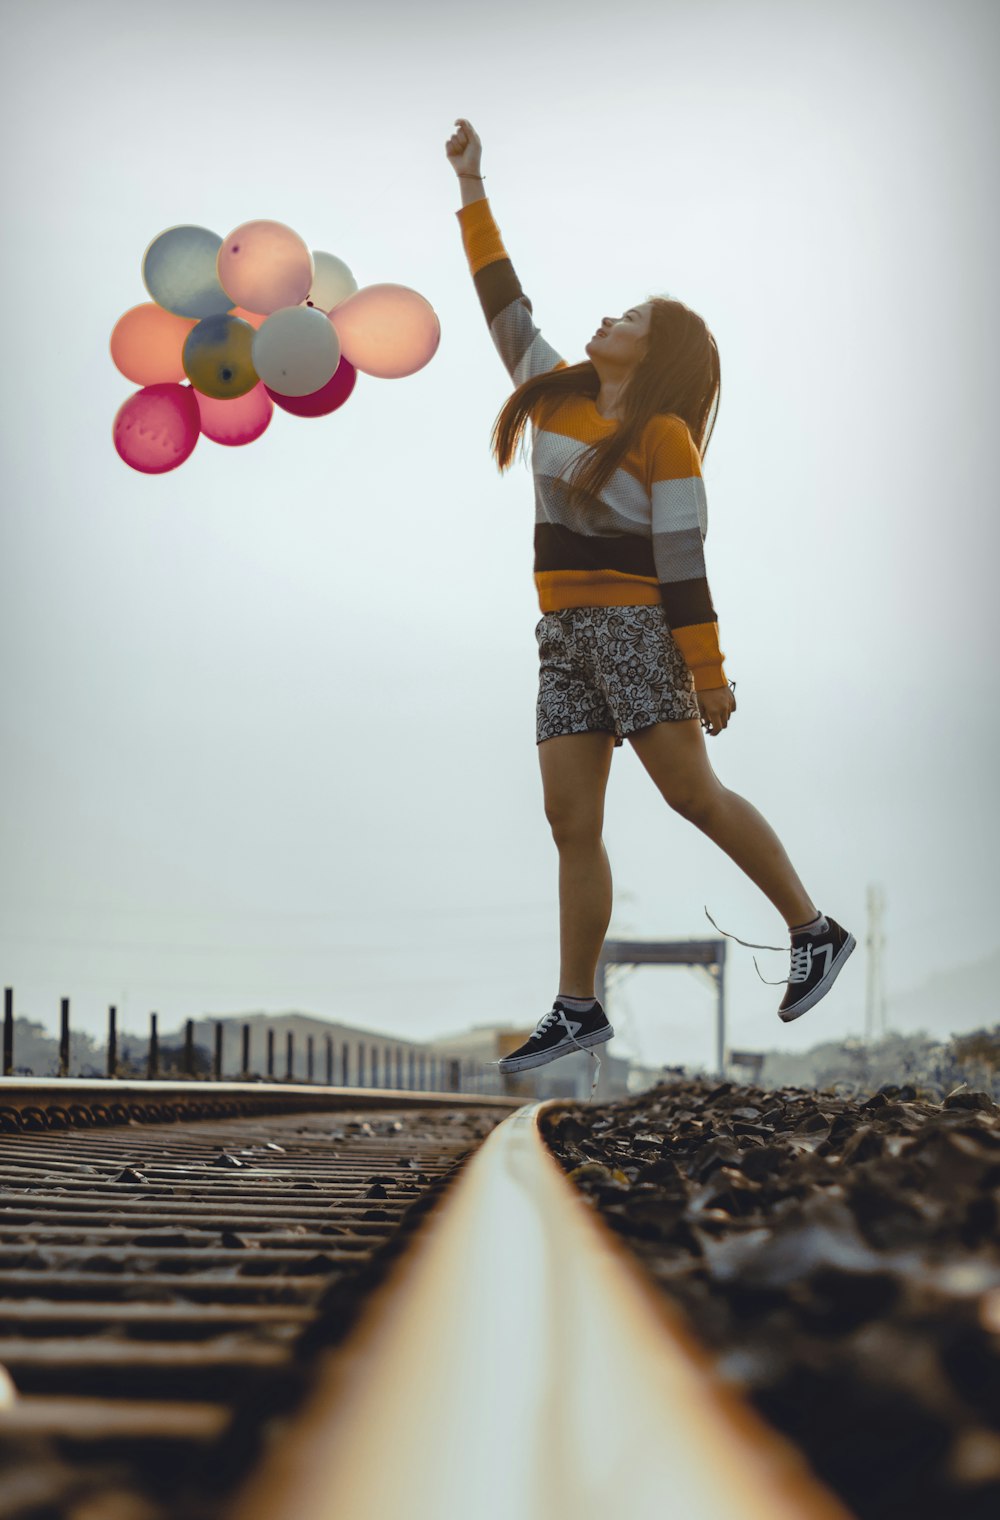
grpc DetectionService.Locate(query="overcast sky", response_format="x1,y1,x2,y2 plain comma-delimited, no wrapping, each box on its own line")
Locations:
1,0,997,1072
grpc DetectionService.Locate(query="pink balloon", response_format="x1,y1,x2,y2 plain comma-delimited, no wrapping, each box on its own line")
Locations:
195,382,274,446
113,382,200,474
265,357,357,417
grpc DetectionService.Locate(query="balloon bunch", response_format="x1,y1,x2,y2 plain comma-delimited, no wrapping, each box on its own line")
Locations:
110,220,441,474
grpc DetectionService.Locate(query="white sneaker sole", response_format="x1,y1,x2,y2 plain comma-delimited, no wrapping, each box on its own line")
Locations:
498,1025,615,1073
778,934,857,1022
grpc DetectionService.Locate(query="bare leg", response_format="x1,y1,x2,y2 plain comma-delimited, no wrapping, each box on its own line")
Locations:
538,732,616,996
628,718,817,928
556,836,613,995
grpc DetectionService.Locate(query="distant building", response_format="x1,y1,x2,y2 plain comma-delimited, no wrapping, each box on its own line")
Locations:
176,1011,485,1091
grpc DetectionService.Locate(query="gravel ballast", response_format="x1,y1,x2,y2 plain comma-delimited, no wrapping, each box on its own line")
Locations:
543,1077,1000,1520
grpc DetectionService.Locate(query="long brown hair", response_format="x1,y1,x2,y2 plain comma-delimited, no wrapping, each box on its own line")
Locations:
490,297,720,513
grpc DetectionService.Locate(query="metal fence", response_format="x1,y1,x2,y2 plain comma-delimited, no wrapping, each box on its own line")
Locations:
1,987,500,1094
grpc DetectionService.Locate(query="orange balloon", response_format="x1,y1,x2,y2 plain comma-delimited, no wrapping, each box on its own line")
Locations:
110,303,197,385
228,305,267,330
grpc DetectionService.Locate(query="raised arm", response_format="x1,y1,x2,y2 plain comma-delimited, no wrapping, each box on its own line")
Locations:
446,118,565,385
649,415,728,693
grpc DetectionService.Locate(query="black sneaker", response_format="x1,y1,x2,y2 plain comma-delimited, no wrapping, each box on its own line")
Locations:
498,999,614,1074
777,914,857,1022
704,905,857,1023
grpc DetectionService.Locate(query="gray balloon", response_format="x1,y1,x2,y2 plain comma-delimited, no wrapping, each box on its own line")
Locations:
142,225,233,319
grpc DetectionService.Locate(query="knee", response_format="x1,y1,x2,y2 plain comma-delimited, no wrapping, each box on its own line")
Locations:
665,784,719,826
544,803,603,849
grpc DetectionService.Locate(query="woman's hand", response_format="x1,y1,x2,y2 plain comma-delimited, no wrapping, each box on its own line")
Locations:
698,684,736,737
446,118,483,178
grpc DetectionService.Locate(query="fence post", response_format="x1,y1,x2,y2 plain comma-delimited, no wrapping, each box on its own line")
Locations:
147,1013,159,1079
107,1007,117,1078
213,1022,223,1081
59,998,70,1077
3,988,12,1076
267,1028,275,1080
242,1023,251,1077
285,1030,294,1082
183,1019,194,1077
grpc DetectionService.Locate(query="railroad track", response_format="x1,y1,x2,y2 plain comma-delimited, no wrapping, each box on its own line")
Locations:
0,1080,513,1520
0,1081,851,1520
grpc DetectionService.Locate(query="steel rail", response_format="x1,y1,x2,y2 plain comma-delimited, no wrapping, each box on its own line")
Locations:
230,1100,852,1520
0,1077,517,1133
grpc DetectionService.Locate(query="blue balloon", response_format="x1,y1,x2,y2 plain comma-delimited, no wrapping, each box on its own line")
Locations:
143,225,234,319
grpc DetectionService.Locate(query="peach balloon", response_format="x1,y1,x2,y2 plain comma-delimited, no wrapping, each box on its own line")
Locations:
195,382,274,446
113,383,200,474
217,220,313,315
328,284,440,378
110,303,197,386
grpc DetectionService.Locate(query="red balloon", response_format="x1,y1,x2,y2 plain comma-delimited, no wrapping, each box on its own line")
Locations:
196,382,274,446
266,356,357,417
113,382,200,473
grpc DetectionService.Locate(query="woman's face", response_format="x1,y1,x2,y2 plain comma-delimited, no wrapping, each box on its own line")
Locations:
585,301,654,370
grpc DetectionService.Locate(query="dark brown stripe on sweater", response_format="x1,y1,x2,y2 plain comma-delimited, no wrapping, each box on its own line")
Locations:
534,522,657,578
473,258,533,331
659,577,718,631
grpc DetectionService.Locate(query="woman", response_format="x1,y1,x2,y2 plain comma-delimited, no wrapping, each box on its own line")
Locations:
445,118,855,1076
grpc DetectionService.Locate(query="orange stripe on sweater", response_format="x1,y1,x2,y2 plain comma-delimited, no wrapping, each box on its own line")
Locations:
456,198,508,275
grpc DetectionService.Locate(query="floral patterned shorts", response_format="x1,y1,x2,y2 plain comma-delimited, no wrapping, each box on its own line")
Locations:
535,604,701,748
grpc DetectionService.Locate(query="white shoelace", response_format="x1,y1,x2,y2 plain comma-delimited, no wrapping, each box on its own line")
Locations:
544,1005,602,1099
529,1008,562,1040
786,943,813,984
704,905,818,987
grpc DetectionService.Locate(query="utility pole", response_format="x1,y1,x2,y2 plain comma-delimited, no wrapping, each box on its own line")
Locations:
864,882,886,1044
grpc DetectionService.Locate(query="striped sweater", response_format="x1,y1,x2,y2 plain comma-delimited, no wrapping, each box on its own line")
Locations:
457,196,727,692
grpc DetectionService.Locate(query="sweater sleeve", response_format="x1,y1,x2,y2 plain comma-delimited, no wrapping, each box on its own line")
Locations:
648,415,728,692
456,197,566,385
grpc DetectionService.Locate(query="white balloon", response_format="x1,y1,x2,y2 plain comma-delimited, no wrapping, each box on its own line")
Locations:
305,251,359,313
252,306,341,397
